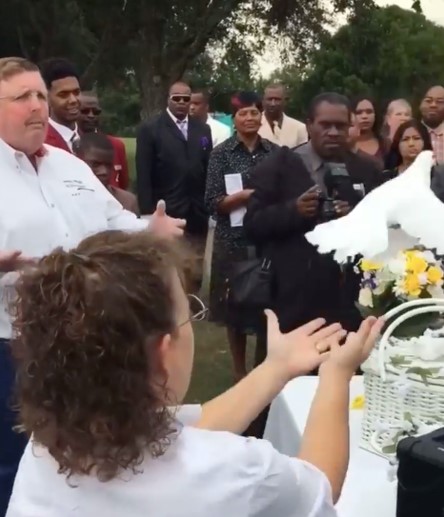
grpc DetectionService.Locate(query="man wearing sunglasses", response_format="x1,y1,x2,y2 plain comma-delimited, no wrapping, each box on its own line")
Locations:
136,81,213,289
78,91,130,190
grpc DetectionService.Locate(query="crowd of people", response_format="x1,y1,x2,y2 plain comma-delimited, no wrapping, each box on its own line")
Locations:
0,53,443,515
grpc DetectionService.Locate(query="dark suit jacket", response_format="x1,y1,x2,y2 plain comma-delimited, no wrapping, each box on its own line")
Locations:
135,111,213,235
244,146,380,333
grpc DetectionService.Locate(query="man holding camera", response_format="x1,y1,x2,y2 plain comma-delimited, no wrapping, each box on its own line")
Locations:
244,93,380,335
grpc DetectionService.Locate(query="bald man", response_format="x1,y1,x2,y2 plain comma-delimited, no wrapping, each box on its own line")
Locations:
135,81,213,288
420,85,444,164
259,83,308,148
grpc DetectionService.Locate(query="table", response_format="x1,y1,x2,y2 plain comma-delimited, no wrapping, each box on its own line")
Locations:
264,376,397,516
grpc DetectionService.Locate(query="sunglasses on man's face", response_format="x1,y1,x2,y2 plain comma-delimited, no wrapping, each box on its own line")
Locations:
170,95,191,103
80,107,102,116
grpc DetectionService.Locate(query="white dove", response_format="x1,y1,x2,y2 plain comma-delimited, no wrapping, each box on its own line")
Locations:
305,151,444,263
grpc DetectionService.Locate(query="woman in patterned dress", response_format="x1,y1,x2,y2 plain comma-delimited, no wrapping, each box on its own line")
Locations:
205,92,276,381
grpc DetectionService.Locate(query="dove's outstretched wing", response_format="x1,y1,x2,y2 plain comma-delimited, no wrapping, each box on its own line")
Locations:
305,151,438,263
395,188,444,254
305,188,389,263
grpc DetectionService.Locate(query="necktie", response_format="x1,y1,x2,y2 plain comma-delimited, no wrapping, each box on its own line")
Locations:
70,131,80,152
177,119,188,140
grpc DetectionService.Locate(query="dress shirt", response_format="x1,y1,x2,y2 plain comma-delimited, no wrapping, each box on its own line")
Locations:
167,108,188,139
424,121,444,164
7,405,336,517
206,115,231,148
48,119,80,151
0,138,147,339
259,113,308,148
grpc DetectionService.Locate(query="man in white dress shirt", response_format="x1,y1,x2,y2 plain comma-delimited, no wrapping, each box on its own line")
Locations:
190,89,231,147
39,58,81,153
0,56,183,515
259,83,308,148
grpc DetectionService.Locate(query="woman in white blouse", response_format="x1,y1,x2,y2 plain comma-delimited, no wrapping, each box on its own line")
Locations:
7,230,382,517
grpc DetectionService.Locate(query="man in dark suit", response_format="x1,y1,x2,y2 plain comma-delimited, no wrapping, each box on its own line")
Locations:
136,81,213,287
39,58,81,152
245,92,381,335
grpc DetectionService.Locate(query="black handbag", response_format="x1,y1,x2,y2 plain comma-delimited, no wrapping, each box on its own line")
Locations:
226,250,272,311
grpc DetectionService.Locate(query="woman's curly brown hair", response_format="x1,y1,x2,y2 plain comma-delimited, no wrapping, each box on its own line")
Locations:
10,230,191,481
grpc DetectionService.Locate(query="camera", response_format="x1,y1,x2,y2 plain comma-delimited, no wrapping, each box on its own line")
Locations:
318,163,355,222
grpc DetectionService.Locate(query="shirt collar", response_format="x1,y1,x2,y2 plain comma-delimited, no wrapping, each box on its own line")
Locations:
423,120,444,135
0,137,48,169
229,134,273,153
262,112,287,128
302,141,324,171
49,118,79,143
167,108,188,125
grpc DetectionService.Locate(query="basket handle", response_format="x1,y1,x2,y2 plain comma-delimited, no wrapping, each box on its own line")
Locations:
378,299,444,381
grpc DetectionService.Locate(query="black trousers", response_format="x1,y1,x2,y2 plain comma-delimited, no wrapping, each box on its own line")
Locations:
243,322,269,439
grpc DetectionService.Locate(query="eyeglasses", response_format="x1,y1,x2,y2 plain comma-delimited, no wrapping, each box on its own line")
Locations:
170,95,191,103
178,294,208,327
0,90,48,103
80,107,102,116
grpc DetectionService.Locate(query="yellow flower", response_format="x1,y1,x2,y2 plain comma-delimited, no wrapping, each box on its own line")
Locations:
351,395,365,410
405,253,427,275
427,266,444,285
360,259,382,272
403,274,422,297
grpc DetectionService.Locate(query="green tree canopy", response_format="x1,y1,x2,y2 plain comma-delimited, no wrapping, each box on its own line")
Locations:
298,4,444,116
0,0,374,116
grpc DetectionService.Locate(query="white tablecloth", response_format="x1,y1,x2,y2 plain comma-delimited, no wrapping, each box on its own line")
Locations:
264,376,397,517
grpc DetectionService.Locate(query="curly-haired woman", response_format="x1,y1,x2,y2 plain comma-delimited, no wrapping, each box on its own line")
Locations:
7,230,382,517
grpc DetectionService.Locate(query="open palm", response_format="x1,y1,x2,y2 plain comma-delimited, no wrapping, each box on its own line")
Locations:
265,310,346,380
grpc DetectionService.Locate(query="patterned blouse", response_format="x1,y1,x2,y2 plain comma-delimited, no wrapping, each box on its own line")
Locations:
205,135,276,244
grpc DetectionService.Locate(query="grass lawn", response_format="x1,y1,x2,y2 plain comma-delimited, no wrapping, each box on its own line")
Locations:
121,137,246,402
122,138,137,191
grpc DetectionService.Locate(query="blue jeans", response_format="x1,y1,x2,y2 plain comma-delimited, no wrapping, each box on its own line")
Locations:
0,338,27,515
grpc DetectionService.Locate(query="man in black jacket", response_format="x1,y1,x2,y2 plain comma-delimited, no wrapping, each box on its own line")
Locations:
244,92,381,335
136,81,213,288
136,81,212,230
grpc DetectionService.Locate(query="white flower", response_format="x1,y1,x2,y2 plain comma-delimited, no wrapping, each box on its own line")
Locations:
422,250,437,264
426,285,444,298
388,257,406,277
393,280,407,297
359,287,373,307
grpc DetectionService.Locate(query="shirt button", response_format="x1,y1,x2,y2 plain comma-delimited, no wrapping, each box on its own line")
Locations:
50,203,55,208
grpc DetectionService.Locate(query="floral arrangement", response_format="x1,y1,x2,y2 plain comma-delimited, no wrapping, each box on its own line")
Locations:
356,249,444,336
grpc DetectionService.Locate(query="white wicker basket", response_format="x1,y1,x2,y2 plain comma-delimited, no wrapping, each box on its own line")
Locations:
360,298,444,458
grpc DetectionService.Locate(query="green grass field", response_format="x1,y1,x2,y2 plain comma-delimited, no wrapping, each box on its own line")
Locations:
122,137,244,403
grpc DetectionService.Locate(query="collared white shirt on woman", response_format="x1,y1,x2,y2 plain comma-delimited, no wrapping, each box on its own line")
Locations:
7,405,336,517
0,138,147,339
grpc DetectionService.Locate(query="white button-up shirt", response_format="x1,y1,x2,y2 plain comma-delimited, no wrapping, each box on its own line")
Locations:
7,405,336,517
0,139,147,339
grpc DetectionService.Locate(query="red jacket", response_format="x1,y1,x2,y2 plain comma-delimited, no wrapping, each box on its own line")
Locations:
44,126,130,190
45,123,71,153
107,135,129,190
